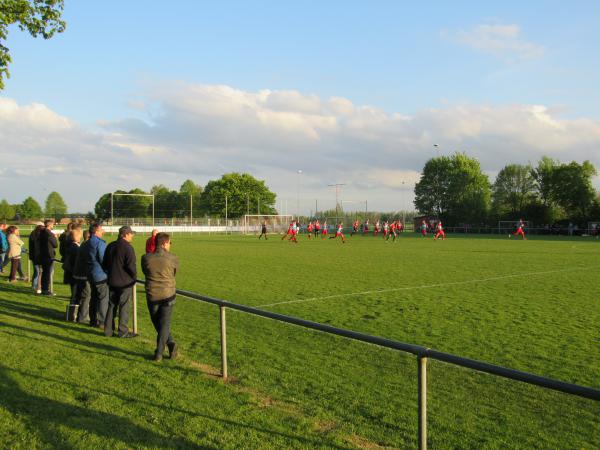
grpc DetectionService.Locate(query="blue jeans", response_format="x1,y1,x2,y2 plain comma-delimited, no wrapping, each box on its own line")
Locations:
32,264,42,291
0,252,8,271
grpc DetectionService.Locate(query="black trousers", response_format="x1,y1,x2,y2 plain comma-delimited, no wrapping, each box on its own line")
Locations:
41,259,54,293
105,286,132,337
74,279,91,323
147,298,175,354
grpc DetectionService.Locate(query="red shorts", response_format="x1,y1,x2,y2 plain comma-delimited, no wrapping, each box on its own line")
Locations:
335,232,343,237
322,230,328,235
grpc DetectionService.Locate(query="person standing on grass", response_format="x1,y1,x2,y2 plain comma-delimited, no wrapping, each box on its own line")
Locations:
386,221,397,242
420,220,428,237
38,219,58,295
102,226,138,338
6,226,26,282
146,229,158,254
433,221,446,241
314,219,321,238
62,224,83,305
350,219,359,236
73,230,92,323
87,223,109,328
0,223,8,274
29,224,44,294
141,232,179,361
258,221,268,240
306,221,313,239
321,220,328,239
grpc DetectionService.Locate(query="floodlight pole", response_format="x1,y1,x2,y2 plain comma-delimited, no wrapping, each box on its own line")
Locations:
328,183,346,224
190,194,193,226
110,193,114,225
152,194,155,227
225,196,228,235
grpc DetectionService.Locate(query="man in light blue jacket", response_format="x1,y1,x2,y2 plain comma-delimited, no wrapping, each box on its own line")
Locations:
87,223,109,328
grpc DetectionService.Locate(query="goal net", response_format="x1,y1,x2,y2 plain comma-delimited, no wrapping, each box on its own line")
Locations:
498,220,531,233
243,215,294,235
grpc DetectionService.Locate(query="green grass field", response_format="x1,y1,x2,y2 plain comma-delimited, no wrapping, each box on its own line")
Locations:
1,232,599,449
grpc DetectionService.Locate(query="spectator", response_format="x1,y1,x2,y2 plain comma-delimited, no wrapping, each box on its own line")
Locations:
141,232,179,361
87,223,109,328
73,230,92,323
0,223,8,273
59,221,76,283
38,219,58,296
102,226,137,338
146,229,158,254
62,224,83,305
28,224,44,294
6,226,26,282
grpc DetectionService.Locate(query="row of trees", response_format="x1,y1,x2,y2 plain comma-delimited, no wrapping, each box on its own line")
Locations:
94,173,277,220
414,153,598,225
0,192,68,221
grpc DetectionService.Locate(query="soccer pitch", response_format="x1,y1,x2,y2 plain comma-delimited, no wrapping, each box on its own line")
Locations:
2,232,599,448
145,232,600,448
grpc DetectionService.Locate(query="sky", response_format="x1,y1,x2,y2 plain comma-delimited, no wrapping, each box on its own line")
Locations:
1,0,600,214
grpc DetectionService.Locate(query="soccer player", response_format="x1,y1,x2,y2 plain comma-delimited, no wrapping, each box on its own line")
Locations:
321,220,328,239
386,221,397,241
420,220,428,237
362,219,369,235
329,222,346,243
258,221,268,240
373,220,381,237
351,219,359,236
434,221,445,240
282,222,293,241
290,221,299,243
307,221,313,239
510,219,527,240
382,220,389,239
314,220,321,238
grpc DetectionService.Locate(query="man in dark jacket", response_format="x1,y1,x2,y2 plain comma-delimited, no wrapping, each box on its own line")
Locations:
38,219,58,296
28,224,44,293
73,230,92,323
102,226,137,338
141,232,179,361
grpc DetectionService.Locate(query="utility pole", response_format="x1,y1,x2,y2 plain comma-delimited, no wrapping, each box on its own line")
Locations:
328,183,346,224
190,194,193,226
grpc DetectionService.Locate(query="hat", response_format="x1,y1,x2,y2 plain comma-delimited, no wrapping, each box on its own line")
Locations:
118,225,136,236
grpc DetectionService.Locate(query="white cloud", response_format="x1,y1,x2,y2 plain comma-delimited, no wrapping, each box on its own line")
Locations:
0,84,599,214
452,23,545,60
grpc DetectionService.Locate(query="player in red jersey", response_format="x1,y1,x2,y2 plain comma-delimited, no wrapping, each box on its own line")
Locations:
510,219,527,240
290,221,299,243
282,222,293,240
321,220,328,238
433,221,445,240
351,219,359,236
373,220,381,236
307,221,313,239
386,221,397,241
396,220,404,233
329,223,346,243
314,220,321,238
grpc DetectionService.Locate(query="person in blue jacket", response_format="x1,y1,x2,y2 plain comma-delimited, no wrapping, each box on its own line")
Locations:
87,223,109,328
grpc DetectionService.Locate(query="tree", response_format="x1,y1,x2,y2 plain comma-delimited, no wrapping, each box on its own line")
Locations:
414,152,491,225
151,184,182,218
18,196,42,219
531,156,559,207
0,0,66,89
0,199,16,220
178,179,203,218
199,173,277,217
492,164,537,217
94,189,153,221
44,191,67,219
551,161,597,218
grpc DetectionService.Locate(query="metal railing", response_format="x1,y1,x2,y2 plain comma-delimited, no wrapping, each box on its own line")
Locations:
134,282,600,449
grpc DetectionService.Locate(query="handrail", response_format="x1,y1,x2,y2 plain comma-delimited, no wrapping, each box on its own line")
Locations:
134,279,599,449
137,280,599,402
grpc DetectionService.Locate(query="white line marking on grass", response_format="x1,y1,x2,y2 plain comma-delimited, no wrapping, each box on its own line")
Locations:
257,266,598,308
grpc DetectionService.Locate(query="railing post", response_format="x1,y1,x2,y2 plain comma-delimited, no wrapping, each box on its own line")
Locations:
220,306,228,380
132,283,138,334
418,355,428,450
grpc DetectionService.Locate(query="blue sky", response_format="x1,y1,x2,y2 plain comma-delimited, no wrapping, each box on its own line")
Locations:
1,1,600,212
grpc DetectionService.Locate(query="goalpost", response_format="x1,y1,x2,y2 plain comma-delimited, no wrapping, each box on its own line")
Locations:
243,215,294,235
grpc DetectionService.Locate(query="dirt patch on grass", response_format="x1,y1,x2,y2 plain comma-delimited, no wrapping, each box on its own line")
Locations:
313,420,338,434
344,434,390,449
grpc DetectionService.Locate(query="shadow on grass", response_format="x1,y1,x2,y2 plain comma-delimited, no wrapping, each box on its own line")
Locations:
3,364,348,449
0,363,214,449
